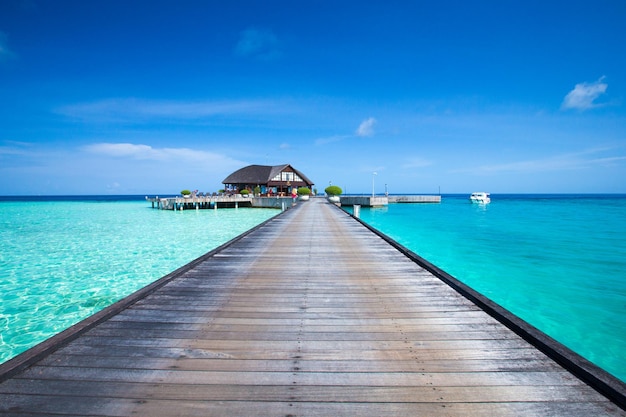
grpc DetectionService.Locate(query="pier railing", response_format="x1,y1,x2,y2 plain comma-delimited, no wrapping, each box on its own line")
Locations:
146,195,296,210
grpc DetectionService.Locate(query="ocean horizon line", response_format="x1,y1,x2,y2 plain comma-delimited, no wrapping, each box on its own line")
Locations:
2,192,626,200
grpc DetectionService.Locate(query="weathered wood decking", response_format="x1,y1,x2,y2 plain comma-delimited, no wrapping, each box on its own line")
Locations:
1,198,625,416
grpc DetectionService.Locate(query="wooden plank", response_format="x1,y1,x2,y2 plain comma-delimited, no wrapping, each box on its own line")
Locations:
0,197,624,416
31,355,562,373
83,328,518,342
1,395,621,417
90,321,507,333
50,343,554,362
15,366,588,388
0,380,610,403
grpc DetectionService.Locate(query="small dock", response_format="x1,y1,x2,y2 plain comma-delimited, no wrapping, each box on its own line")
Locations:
387,194,442,203
1,198,625,416
337,195,441,207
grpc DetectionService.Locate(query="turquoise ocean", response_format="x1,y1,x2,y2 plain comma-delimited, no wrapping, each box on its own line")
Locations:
0,194,625,384
345,194,626,383
0,196,278,364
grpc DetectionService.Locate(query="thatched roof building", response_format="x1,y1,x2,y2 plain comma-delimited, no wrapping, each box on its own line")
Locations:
222,164,314,196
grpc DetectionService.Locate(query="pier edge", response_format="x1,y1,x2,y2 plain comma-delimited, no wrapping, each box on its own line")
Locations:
340,205,626,410
0,209,290,383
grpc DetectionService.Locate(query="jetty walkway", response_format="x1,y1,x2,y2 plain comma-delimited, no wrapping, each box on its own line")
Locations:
1,198,624,416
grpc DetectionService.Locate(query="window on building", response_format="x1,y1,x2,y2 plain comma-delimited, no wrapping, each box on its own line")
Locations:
271,170,303,183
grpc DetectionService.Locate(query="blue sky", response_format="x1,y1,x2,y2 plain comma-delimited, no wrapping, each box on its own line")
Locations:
1,0,625,195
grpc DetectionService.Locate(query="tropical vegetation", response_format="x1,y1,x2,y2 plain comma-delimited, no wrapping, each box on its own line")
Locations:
324,185,342,196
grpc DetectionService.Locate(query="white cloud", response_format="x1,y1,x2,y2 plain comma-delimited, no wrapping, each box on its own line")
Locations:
56,98,293,123
106,182,121,191
0,141,249,194
456,147,626,175
561,77,608,111
356,117,377,137
83,143,161,159
82,142,241,164
235,27,281,60
315,117,378,145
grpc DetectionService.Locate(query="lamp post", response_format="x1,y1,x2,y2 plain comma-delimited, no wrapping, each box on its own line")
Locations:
372,172,377,197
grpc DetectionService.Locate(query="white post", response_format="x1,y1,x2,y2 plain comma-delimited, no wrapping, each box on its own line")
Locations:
372,171,377,197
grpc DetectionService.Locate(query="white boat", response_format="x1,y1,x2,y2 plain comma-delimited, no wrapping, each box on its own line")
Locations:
469,192,491,204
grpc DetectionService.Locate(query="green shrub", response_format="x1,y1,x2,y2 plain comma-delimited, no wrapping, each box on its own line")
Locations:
181,189,191,195
240,189,250,195
297,187,311,195
325,185,342,196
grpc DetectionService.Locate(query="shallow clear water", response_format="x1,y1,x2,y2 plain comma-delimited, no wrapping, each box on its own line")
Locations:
348,195,626,382
0,197,278,362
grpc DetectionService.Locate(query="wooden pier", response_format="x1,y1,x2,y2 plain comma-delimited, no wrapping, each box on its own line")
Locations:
338,195,441,207
147,194,441,210
387,194,442,203
146,195,296,210
1,198,625,416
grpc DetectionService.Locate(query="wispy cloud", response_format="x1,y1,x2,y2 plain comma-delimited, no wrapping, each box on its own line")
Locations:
0,31,15,61
316,118,377,145
1,140,249,194
561,76,608,111
56,98,293,123
356,117,377,137
0,140,34,156
314,134,350,146
235,27,281,60
402,157,433,169
457,147,626,175
82,142,236,163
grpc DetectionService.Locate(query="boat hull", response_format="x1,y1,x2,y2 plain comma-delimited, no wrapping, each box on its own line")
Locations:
469,192,491,204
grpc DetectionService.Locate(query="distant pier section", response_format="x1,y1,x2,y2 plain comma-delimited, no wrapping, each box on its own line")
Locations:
147,194,441,210
146,195,295,210
387,195,441,203
340,195,441,207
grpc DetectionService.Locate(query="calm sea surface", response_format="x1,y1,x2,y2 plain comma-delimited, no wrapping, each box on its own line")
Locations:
346,194,626,382
0,196,278,363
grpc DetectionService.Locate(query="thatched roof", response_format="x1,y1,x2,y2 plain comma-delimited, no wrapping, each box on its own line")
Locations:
222,164,314,186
